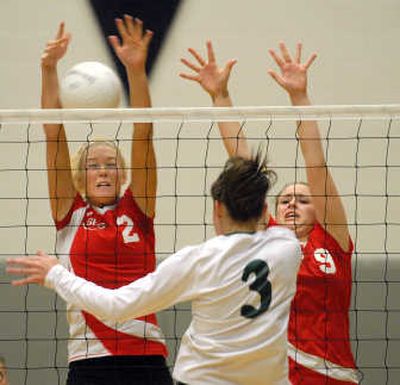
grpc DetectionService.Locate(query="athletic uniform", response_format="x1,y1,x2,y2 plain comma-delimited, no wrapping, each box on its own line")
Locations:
269,218,360,384
47,226,302,385
55,188,171,385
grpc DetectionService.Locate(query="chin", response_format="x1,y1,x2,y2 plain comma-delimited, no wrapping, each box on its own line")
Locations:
88,194,118,207
284,219,305,231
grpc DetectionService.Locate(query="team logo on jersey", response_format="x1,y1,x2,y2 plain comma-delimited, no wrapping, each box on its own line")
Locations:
313,248,337,274
83,217,107,230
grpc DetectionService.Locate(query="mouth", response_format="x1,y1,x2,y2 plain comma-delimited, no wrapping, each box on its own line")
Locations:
96,182,111,188
284,212,299,220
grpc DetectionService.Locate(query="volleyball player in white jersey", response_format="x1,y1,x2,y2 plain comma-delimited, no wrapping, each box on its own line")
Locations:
179,41,360,384
8,154,302,385
39,16,172,385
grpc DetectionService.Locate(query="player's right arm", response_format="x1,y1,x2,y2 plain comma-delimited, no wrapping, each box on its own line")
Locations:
180,41,250,158
268,42,350,251
41,22,76,222
8,246,199,322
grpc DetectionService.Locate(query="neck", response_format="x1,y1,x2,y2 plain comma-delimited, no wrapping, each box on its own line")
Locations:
292,224,313,243
222,220,258,235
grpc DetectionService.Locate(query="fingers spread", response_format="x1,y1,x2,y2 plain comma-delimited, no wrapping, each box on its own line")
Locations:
188,48,206,66
124,14,136,37
179,72,199,82
268,49,285,69
223,59,237,76
267,69,286,88
206,41,216,63
279,42,292,63
115,17,129,41
108,35,121,52
304,52,317,69
295,42,302,64
180,58,201,73
143,29,154,47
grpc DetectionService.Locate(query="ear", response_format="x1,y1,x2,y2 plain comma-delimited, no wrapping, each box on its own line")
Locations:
262,202,268,219
213,200,224,236
259,202,269,228
214,200,224,218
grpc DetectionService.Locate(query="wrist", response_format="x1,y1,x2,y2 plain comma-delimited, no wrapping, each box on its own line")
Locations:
41,62,58,73
212,90,230,104
289,92,311,106
125,63,146,76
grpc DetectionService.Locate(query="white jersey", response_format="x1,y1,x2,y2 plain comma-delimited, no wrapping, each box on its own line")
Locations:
46,226,301,385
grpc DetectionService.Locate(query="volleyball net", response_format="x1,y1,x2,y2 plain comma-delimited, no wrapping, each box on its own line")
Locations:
0,105,399,384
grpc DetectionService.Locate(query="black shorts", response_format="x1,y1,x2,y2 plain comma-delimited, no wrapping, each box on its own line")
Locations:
66,355,173,385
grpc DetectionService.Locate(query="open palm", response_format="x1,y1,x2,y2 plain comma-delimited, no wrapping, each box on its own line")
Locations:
268,42,317,97
180,41,236,99
109,15,153,71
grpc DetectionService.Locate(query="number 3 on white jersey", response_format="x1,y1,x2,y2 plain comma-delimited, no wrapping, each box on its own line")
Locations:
116,215,140,243
313,248,336,274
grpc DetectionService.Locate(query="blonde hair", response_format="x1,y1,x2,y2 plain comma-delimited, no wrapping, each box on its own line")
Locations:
71,138,127,196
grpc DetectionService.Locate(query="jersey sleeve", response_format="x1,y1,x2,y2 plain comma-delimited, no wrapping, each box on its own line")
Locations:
54,193,86,230
45,245,201,322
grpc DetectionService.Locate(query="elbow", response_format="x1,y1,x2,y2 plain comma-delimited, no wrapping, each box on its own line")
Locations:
98,291,135,323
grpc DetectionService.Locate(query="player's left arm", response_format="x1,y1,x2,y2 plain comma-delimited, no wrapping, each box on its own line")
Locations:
7,247,198,322
268,42,350,251
110,15,156,217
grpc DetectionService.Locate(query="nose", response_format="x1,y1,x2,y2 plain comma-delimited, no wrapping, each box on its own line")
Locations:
98,165,108,175
288,196,296,207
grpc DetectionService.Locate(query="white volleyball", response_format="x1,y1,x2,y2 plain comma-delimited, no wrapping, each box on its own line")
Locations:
60,61,122,108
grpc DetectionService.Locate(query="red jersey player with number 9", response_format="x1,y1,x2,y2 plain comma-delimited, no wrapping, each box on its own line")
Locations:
39,16,172,385
179,40,361,384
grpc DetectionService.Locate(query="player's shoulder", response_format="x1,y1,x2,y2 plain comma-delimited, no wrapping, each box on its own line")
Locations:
261,227,301,261
184,235,238,262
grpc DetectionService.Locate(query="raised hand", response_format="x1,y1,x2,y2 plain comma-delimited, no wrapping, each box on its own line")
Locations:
109,14,153,72
6,251,59,286
180,41,237,101
268,42,317,101
41,22,71,68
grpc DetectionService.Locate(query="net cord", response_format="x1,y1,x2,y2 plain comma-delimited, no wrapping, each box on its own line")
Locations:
1,105,400,124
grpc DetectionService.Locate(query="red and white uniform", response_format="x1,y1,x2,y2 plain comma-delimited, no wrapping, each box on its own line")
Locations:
288,222,360,384
55,188,167,362
268,217,360,383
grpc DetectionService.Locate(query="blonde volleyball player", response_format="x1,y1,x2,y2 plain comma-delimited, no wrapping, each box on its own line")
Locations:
39,16,172,385
180,41,360,384
8,154,301,385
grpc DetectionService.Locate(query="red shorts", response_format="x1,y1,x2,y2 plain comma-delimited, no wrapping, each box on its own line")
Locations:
289,358,357,385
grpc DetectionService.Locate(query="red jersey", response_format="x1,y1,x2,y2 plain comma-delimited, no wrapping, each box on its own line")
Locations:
268,218,360,383
55,188,167,362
